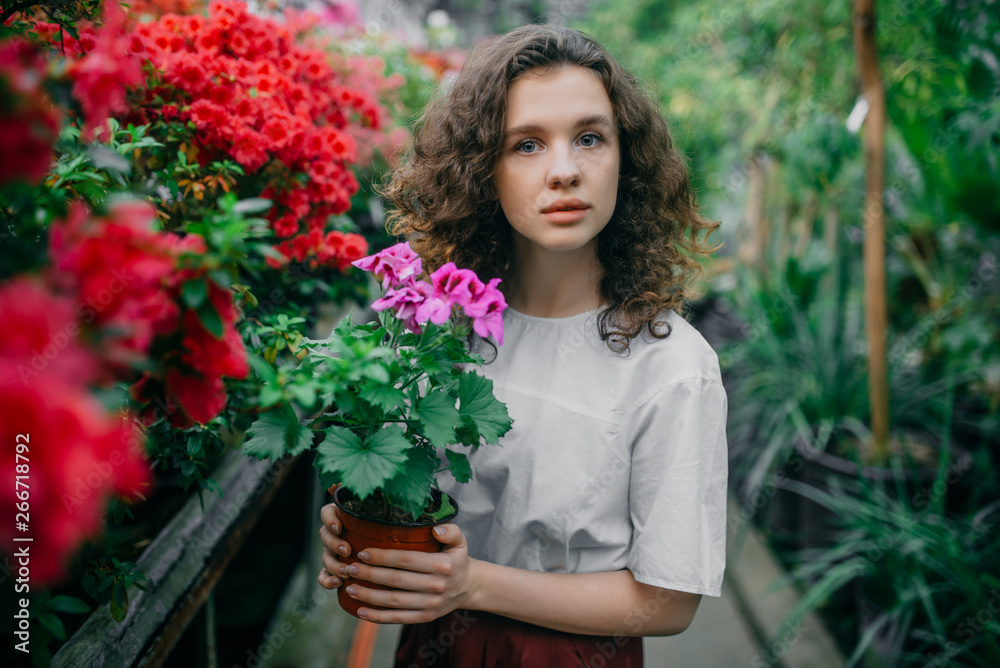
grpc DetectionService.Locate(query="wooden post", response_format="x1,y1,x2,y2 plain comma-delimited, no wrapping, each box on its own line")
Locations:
853,0,890,462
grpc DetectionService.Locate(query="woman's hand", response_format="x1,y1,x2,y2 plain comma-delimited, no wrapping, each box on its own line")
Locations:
317,501,477,624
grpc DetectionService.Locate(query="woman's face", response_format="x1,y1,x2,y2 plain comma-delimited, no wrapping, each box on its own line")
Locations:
496,65,621,258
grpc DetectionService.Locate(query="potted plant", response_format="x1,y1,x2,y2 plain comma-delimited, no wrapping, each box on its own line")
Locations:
240,241,512,616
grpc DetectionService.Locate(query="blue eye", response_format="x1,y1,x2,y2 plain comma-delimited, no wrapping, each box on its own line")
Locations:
516,139,539,154
579,132,604,147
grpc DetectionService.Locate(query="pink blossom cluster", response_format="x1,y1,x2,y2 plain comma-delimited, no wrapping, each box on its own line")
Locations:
352,243,507,343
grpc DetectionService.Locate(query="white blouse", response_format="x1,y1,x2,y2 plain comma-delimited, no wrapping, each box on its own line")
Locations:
435,306,729,597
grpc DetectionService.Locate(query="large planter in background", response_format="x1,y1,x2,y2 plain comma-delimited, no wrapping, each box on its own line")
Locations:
330,485,459,618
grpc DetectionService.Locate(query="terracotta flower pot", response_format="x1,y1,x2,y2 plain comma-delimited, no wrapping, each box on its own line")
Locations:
329,485,459,618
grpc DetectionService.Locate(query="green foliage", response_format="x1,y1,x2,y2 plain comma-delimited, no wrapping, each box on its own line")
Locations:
80,556,147,624
770,471,1000,667
242,309,512,521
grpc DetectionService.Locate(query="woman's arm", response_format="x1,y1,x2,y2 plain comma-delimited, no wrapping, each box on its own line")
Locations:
468,557,701,637
318,506,701,637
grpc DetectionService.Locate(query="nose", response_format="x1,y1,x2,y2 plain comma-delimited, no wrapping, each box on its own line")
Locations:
546,144,581,188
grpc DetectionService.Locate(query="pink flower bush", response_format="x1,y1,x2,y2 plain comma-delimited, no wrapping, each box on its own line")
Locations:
353,242,507,343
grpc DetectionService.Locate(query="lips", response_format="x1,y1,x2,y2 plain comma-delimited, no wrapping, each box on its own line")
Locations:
541,199,590,214
541,199,590,224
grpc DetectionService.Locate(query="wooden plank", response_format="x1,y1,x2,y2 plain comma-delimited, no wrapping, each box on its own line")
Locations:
52,451,298,668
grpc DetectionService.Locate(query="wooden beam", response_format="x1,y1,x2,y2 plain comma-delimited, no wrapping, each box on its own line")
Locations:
52,451,299,668
853,0,891,462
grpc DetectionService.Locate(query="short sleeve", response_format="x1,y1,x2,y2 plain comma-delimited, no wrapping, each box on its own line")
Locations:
625,377,728,596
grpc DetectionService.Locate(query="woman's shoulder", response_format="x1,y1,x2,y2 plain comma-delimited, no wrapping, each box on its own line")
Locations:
624,309,724,391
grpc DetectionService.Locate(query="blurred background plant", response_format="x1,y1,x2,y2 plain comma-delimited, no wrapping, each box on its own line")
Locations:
576,0,999,662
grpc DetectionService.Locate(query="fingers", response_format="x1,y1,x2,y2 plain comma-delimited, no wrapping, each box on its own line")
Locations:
343,582,443,623
319,525,351,558
319,503,342,531
317,567,342,590
356,546,441,575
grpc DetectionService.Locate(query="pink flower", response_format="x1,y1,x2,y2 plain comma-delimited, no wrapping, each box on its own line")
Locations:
430,262,480,308
464,278,506,344
371,284,428,333
352,242,423,289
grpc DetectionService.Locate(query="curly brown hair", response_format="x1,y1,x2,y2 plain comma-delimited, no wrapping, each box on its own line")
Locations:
380,24,721,353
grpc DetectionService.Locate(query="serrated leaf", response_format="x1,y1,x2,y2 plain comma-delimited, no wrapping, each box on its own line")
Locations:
383,449,437,519
361,364,391,384
288,381,318,408
316,426,409,498
458,373,512,443
196,300,224,338
181,278,207,308
444,449,472,483
413,391,460,447
359,383,406,411
242,408,311,458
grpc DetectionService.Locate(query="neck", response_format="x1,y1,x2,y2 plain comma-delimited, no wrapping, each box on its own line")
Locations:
506,235,604,318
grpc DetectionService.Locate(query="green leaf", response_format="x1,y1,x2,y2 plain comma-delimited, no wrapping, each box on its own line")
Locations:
458,373,512,444
196,300,224,339
359,383,406,411
109,582,128,623
444,449,472,483
36,611,66,641
242,407,311,459
428,494,456,522
181,279,207,309
383,449,437,519
316,426,409,498
413,390,460,447
46,596,90,615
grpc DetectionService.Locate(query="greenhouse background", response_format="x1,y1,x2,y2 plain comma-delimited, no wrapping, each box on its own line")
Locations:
1,0,997,666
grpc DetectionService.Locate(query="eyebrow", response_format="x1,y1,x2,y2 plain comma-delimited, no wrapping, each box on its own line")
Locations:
505,114,616,138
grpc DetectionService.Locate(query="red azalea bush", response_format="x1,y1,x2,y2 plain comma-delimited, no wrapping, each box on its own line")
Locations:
47,199,249,427
0,278,150,586
123,0,374,269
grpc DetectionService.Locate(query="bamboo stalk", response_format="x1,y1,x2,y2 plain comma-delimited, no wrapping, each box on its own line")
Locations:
854,0,891,463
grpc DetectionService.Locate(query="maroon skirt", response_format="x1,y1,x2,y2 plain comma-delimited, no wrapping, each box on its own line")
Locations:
393,608,644,667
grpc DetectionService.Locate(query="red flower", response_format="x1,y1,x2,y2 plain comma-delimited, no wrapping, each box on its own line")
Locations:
69,1,144,138
0,374,150,585
0,278,101,386
0,39,60,185
47,201,195,375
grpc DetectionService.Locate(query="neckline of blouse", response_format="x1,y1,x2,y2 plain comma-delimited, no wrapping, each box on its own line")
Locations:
503,305,604,324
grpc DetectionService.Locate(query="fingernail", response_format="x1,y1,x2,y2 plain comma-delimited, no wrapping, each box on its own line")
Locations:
358,551,370,561
347,565,359,575
337,545,348,556
331,577,341,587
434,526,446,536
358,608,368,618
338,565,349,576
330,523,339,533
346,585,358,596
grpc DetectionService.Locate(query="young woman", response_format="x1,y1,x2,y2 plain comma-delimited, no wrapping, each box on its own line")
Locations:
317,25,728,667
